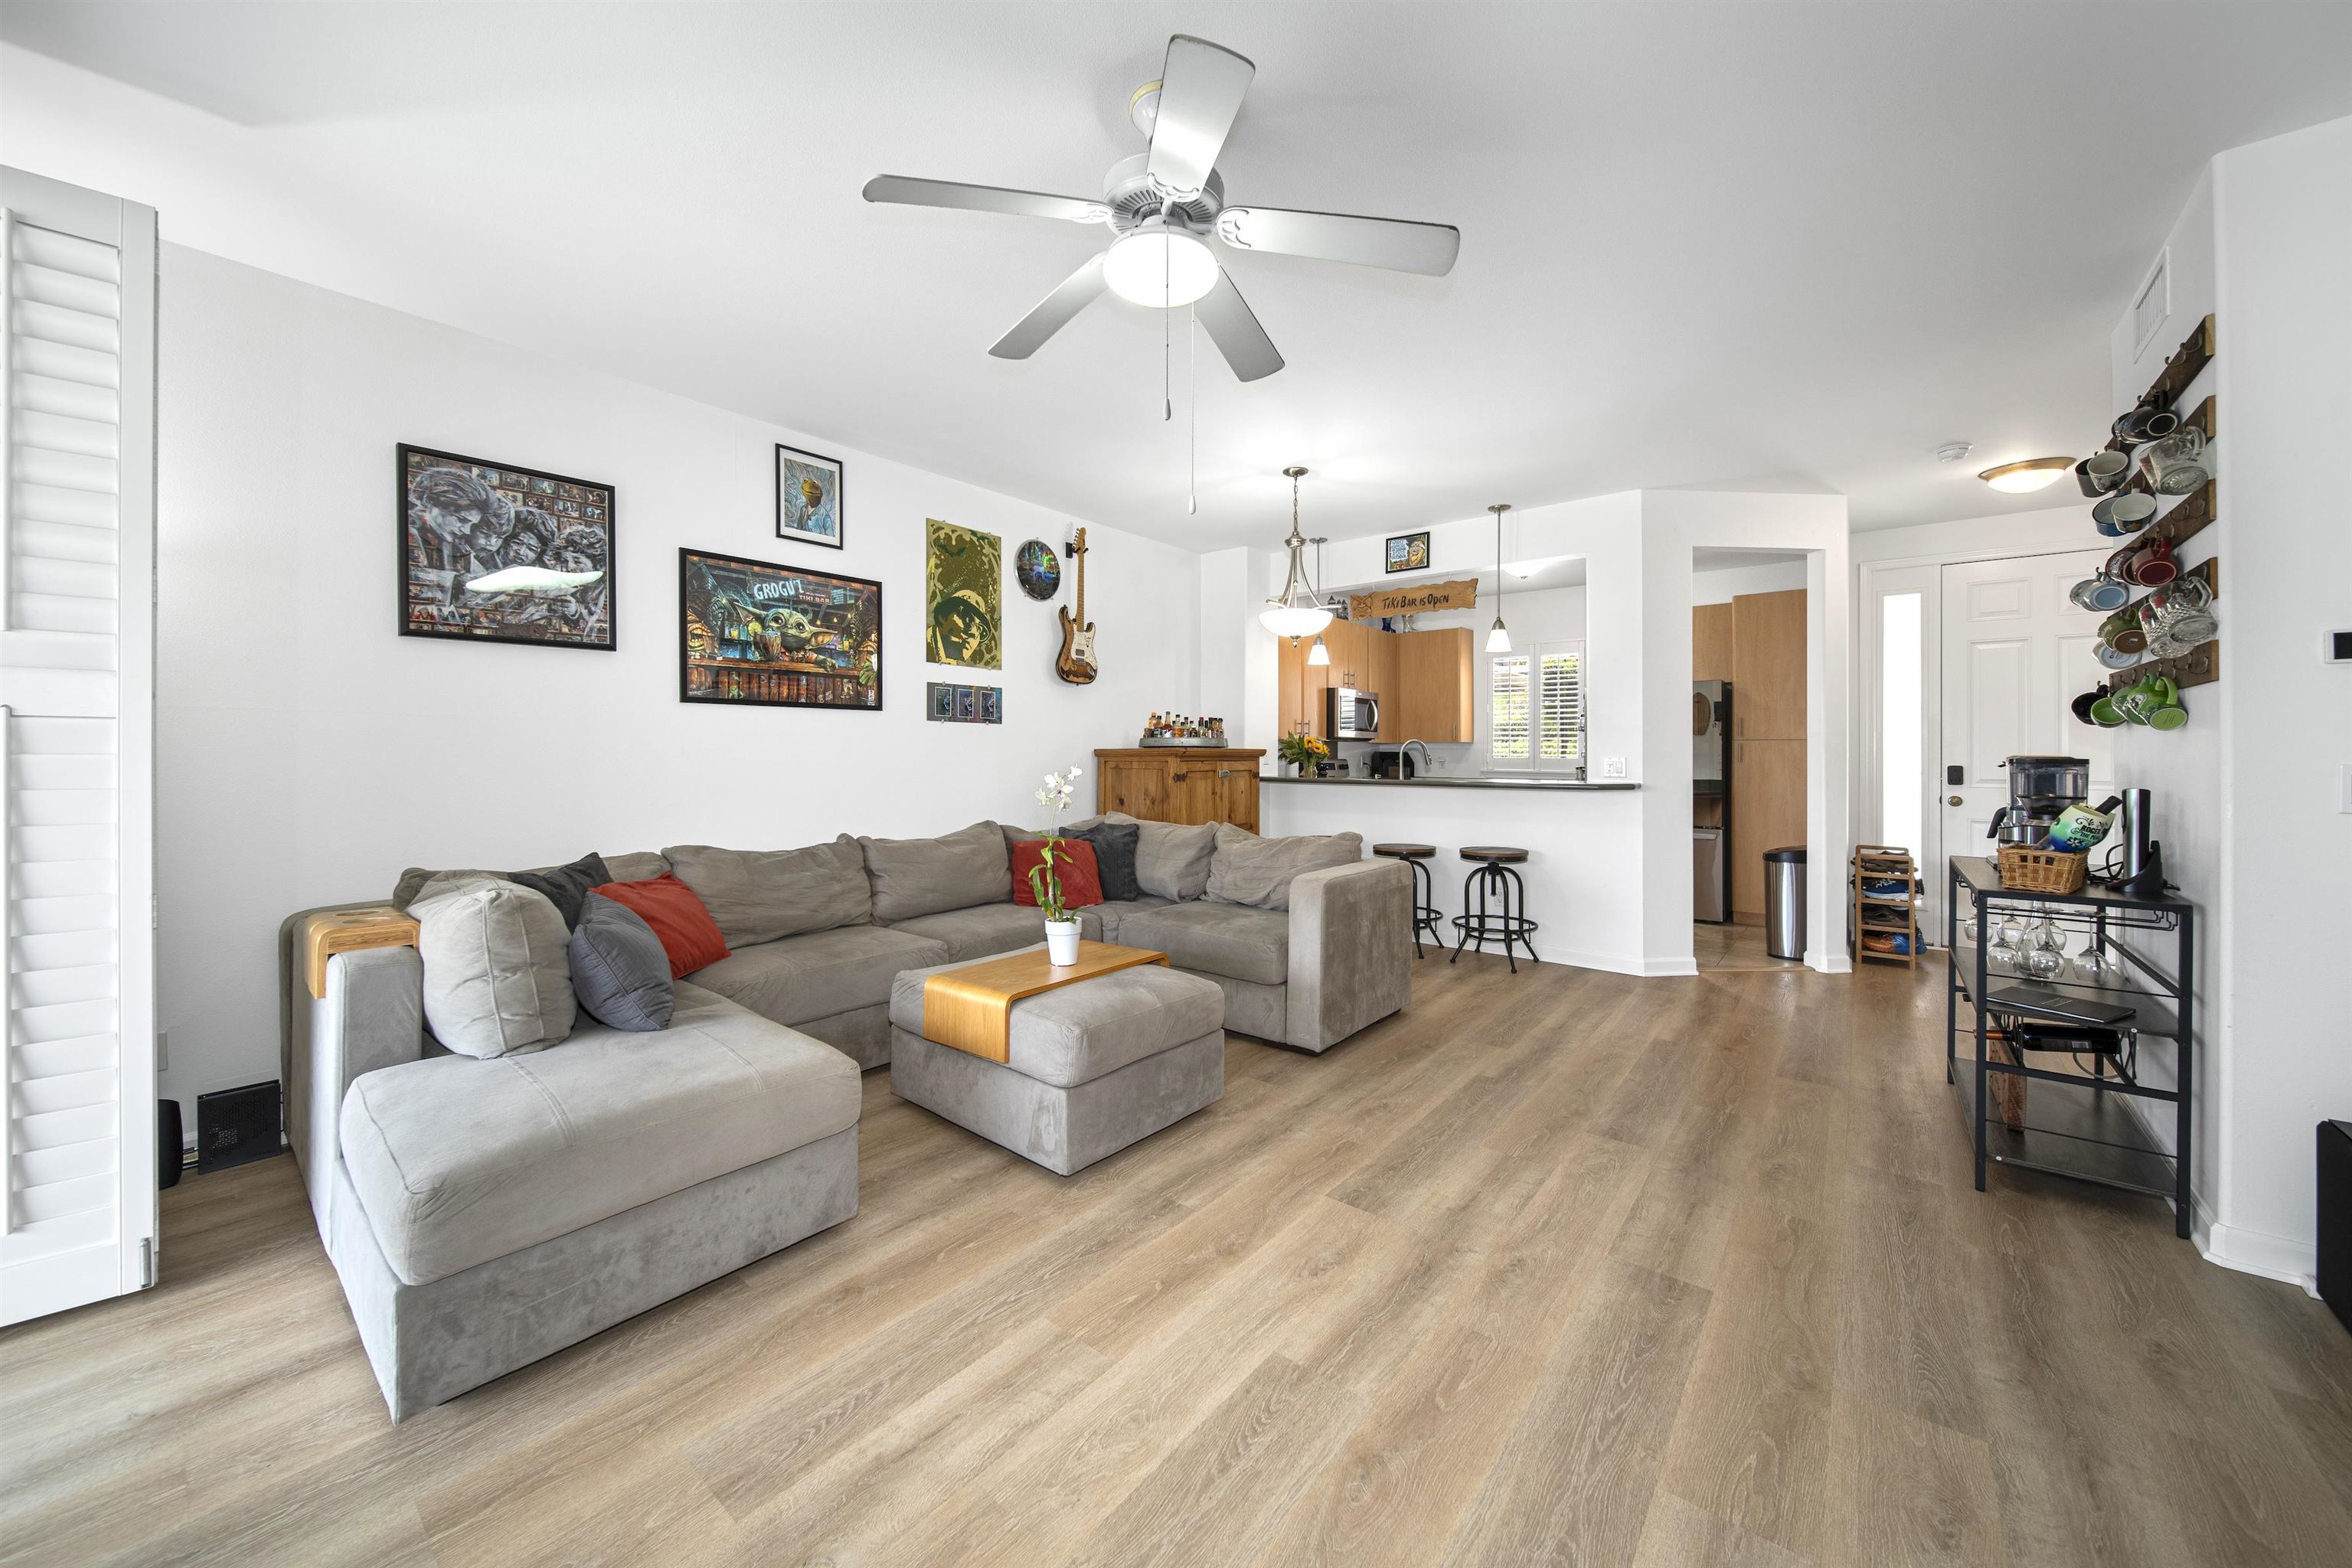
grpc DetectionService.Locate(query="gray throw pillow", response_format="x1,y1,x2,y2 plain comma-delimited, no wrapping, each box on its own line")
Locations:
1105,813,1219,902
568,893,674,1031
506,851,612,931
1205,825,1364,911
663,837,871,946
1073,822,1143,903
411,877,576,1057
861,821,1013,922
393,850,666,913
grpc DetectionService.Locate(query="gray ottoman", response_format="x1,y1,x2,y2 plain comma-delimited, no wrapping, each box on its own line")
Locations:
887,946,1227,1175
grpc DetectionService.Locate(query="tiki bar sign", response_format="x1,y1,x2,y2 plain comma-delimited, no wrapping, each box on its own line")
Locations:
1348,577,1480,619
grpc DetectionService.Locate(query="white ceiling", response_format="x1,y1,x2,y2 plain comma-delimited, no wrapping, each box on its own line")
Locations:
5,2,2348,550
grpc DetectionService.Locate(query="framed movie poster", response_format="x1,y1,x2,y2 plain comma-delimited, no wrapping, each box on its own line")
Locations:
1384,531,1431,574
775,443,844,548
399,444,615,648
924,518,1001,669
679,547,880,710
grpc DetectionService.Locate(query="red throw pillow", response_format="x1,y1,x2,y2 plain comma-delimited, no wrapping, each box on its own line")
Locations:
1011,838,1103,910
590,874,730,979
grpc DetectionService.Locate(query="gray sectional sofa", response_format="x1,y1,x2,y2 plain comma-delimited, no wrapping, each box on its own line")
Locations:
282,815,1410,1420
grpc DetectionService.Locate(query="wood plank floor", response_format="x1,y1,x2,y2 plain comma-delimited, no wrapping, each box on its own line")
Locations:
8,950,2352,1566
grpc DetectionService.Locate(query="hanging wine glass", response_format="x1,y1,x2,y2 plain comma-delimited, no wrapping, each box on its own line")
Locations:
2021,942,2066,982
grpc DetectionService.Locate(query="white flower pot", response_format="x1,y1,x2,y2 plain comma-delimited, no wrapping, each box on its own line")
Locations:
1044,918,1083,965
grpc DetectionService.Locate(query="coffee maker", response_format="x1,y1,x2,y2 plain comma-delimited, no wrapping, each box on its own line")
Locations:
1987,755,2091,848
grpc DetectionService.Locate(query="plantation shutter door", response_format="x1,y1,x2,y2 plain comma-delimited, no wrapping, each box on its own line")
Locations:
1538,644,1584,766
1489,654,1531,763
0,168,158,1326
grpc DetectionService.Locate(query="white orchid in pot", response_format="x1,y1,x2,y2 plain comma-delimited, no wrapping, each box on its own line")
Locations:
1032,763,1086,965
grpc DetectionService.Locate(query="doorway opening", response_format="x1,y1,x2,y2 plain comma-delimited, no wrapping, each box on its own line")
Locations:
1690,547,1811,972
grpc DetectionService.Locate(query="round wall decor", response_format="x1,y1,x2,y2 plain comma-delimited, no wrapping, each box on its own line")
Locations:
1015,539,1061,599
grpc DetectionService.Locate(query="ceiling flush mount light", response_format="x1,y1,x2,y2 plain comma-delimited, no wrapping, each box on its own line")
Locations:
1259,466,1334,640
1485,503,1513,653
1102,217,1220,308
1978,456,2074,494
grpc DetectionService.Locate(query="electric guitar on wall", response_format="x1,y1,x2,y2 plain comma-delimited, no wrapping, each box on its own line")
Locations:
1056,528,1098,684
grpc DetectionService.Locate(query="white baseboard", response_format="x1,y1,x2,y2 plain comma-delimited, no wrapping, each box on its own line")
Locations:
1526,948,1696,978
2199,1213,2320,1296
1804,948,1853,975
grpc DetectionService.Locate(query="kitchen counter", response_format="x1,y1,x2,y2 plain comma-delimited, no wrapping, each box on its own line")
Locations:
1262,774,1638,792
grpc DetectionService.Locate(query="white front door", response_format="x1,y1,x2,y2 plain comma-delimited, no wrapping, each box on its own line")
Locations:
1938,550,2115,913
0,169,159,1326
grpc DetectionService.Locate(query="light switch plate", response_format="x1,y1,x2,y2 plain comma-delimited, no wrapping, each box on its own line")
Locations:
1602,756,1627,779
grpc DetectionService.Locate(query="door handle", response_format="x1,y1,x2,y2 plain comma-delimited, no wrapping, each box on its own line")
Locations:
1949,795,1964,807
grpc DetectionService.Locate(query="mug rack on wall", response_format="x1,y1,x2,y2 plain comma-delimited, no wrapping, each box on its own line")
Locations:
2097,313,2220,700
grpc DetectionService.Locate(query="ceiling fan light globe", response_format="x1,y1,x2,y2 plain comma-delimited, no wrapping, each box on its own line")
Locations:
1260,603,1334,639
1103,227,1220,308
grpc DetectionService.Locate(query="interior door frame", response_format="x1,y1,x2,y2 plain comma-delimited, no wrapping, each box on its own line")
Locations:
1857,544,2098,944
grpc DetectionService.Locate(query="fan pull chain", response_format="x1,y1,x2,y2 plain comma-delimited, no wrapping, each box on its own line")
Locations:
1187,304,1198,515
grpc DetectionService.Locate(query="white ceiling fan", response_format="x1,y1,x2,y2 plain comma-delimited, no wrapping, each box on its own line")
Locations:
863,34,1460,382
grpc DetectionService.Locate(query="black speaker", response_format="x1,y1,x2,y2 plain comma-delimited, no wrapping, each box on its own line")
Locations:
158,1099,183,1190
2320,1121,2352,1338
195,1080,284,1174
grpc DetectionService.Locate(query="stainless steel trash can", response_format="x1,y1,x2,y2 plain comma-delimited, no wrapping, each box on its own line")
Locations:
1763,846,1806,961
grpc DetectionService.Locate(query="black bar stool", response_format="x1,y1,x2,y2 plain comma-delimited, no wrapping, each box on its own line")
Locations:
1451,846,1538,972
1372,843,1444,958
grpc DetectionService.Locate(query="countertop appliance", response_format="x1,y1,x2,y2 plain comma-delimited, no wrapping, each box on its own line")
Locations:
1325,686,1380,742
1987,754,2090,848
1693,681,1732,922
1367,746,1416,780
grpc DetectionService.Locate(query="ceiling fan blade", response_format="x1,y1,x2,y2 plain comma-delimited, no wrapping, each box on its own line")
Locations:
1146,35,1254,201
1214,205,1460,276
1194,268,1283,382
988,254,1109,359
864,175,1108,224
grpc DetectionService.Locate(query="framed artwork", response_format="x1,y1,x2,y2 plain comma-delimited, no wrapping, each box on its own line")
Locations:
774,443,844,548
679,547,880,709
926,681,1002,724
925,518,1001,669
1384,531,1431,574
398,444,614,649
1014,538,1060,600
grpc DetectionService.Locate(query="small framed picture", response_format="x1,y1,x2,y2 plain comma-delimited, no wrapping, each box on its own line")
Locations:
775,444,844,549
1385,531,1431,574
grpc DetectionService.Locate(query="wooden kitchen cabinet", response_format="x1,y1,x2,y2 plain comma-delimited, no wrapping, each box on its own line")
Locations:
1389,627,1475,743
1692,603,1735,683
1731,738,1805,919
1093,749,1264,831
1732,589,1806,740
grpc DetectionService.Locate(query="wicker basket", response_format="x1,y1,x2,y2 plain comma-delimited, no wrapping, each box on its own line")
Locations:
1998,846,2088,894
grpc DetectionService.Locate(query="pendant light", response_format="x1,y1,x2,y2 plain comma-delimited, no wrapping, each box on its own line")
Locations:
1305,535,1332,664
1259,466,1334,640
1485,503,1513,653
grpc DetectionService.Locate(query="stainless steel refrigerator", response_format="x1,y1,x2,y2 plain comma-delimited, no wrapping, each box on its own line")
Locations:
1693,681,1732,923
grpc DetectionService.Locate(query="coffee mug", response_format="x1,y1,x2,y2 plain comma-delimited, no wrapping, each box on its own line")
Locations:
2069,574,2132,612
2094,639,2144,671
2092,490,2158,537
2075,449,2134,498
2139,426,2211,495
2097,605,2149,654
2112,398,2180,445
2116,674,2183,728
2120,535,2177,586
2088,691,2130,724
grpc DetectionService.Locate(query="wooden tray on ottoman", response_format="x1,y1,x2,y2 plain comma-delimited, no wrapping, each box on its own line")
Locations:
920,940,1169,1063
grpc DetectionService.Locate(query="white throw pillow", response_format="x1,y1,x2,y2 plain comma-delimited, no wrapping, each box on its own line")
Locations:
411,877,577,1057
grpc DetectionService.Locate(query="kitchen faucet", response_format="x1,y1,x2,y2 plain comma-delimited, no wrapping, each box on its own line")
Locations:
1398,738,1432,781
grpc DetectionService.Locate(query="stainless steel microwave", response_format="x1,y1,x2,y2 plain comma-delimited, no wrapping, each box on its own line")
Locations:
1325,686,1380,740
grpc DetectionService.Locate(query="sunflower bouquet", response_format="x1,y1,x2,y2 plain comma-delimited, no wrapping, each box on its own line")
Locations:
1278,733,1331,771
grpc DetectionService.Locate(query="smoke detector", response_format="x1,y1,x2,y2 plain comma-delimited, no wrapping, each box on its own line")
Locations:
1936,442,1975,464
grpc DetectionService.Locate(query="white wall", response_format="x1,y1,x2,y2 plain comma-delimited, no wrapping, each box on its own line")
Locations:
1690,559,1808,604
2199,116,2352,1281
156,245,1201,1125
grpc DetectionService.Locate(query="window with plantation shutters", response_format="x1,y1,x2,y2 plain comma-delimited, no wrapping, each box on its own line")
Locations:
1489,640,1584,775
1,168,158,1328
1488,653,1530,762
